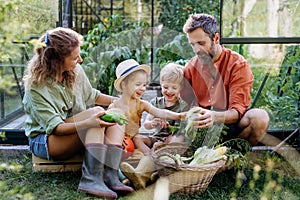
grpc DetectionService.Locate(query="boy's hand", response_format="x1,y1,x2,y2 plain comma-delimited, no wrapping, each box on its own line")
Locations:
151,118,169,129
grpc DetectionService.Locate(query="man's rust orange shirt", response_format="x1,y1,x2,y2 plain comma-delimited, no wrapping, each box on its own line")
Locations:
182,46,254,117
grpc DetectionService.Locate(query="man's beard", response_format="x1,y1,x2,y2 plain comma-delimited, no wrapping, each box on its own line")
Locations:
197,44,215,65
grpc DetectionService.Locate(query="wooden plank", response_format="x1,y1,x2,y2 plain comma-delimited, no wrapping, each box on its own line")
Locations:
252,146,296,151
0,114,27,129
32,154,83,172
0,145,29,157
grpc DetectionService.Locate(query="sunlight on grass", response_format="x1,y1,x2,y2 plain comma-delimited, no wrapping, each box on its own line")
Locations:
0,162,23,171
0,160,35,199
229,151,300,200
0,150,299,199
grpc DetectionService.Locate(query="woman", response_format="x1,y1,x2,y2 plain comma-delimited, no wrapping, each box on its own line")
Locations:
22,27,133,198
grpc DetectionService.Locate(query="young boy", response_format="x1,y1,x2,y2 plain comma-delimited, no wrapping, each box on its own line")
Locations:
133,63,190,155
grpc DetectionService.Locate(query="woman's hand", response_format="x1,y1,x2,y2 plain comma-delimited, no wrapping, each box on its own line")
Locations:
97,111,116,127
85,108,116,128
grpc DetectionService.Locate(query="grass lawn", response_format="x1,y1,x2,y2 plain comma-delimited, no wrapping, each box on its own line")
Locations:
0,150,299,200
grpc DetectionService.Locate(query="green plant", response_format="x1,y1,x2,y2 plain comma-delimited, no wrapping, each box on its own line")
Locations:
81,15,151,95
158,0,220,33
176,107,251,170
251,46,300,129
0,0,55,62
81,0,220,94
0,155,34,199
0,71,15,94
154,33,192,67
0,131,7,141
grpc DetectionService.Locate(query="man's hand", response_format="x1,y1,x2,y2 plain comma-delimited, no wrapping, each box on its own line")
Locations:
193,108,215,129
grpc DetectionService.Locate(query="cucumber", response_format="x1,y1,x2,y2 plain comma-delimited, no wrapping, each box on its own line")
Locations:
100,112,128,125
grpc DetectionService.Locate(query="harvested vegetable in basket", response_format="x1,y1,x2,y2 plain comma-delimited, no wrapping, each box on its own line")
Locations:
189,146,227,165
159,153,189,165
171,106,252,169
159,146,227,165
100,112,128,125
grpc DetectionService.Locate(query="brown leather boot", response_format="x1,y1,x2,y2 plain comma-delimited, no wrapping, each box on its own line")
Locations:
104,144,134,193
78,143,117,198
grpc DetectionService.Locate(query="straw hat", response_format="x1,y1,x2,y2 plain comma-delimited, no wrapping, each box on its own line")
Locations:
114,59,151,92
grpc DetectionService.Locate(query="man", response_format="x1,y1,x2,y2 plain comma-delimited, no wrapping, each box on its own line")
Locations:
181,13,269,146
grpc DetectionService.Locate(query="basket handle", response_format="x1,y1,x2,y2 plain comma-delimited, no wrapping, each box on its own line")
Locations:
156,152,181,170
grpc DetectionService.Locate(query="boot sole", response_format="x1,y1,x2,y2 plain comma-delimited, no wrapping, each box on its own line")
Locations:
78,188,117,198
110,185,135,193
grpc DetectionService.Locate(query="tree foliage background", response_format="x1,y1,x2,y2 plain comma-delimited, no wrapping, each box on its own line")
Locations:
158,0,219,32
0,0,57,113
0,0,57,62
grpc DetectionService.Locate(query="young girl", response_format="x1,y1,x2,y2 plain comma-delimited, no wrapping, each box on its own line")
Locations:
133,63,190,155
22,27,133,198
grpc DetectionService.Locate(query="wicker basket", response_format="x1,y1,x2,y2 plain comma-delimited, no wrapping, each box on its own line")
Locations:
151,142,226,194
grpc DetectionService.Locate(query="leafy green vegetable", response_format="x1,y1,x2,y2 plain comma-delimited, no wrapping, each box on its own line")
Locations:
168,125,180,135
184,107,202,140
217,138,252,154
172,106,252,169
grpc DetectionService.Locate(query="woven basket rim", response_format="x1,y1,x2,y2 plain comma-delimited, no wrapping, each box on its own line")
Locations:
151,142,190,151
175,159,226,171
151,143,227,195
156,158,226,171
151,142,226,171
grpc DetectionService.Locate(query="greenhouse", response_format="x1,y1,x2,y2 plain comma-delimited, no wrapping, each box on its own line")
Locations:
0,0,299,199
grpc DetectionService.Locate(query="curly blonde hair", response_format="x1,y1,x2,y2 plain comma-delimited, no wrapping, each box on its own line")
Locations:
23,27,83,89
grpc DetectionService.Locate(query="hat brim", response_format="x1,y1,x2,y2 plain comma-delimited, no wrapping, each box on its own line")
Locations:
114,64,151,92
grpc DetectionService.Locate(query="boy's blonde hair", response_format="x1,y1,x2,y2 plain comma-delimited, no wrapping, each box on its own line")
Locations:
160,63,184,87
